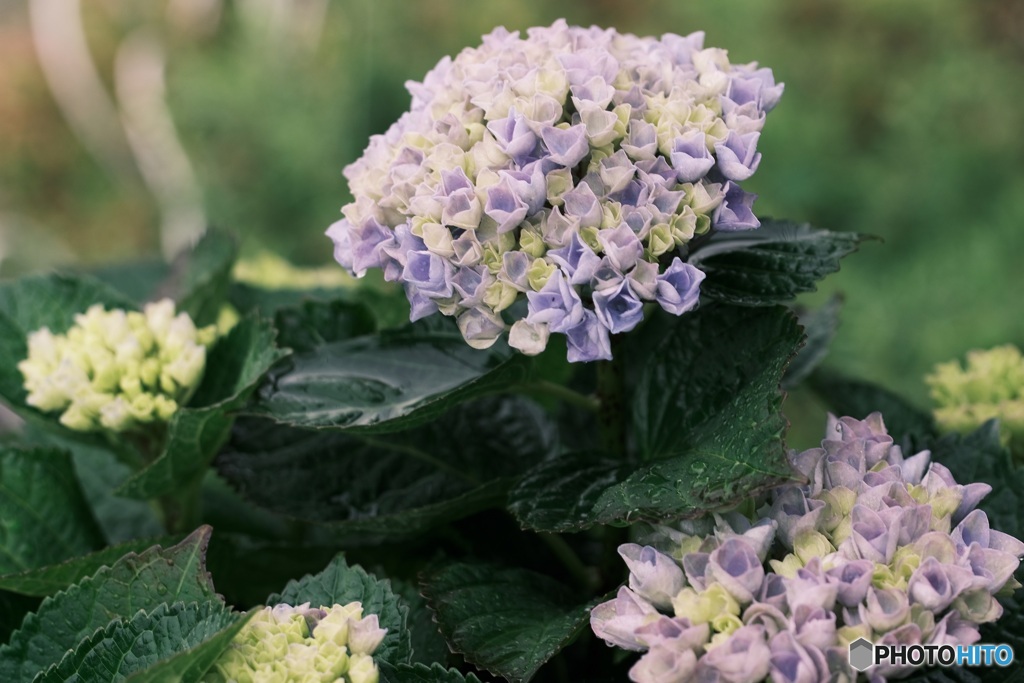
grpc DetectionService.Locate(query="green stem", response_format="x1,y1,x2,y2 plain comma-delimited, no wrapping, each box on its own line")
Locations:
159,476,202,534
596,349,626,456
512,380,600,413
539,532,599,593
357,435,481,486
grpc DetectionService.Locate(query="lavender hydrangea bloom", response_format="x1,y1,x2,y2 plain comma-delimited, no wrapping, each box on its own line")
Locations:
328,21,782,360
591,413,1024,682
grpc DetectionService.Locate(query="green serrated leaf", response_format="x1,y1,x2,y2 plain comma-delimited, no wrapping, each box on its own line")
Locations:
511,305,801,532
273,299,377,353
117,315,289,500
421,562,595,683
379,662,483,683
35,601,245,683
155,229,239,327
0,534,179,597
783,294,843,389
391,580,451,667
809,370,938,448
247,317,531,432
929,422,1024,538
0,527,217,683
0,446,104,575
218,396,556,536
689,219,866,306
269,554,411,666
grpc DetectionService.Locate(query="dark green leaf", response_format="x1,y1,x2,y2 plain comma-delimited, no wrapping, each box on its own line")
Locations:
0,274,134,411
0,527,217,683
218,397,556,535
929,422,1024,538
156,229,238,327
36,601,246,683
0,535,178,597
117,315,289,500
0,446,104,575
511,306,802,531
274,299,377,353
270,554,412,665
78,260,170,305
229,280,410,330
421,562,594,683
247,317,530,432
391,580,452,667
689,219,865,306
783,294,843,389
379,662,483,683
71,448,165,543
0,591,39,644
809,370,938,448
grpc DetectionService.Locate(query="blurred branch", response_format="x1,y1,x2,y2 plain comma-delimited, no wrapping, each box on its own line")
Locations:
115,31,206,258
28,0,137,181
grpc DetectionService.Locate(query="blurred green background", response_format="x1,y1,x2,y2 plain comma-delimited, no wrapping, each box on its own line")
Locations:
1,0,1022,431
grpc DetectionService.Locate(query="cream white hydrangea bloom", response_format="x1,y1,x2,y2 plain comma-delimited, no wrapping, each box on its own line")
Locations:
206,602,387,683
17,299,217,432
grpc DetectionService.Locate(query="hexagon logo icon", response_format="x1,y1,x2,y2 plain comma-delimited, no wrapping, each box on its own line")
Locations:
849,638,874,672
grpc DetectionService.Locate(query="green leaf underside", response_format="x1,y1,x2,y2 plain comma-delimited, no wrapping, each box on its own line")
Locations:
0,535,179,597
689,219,865,306
809,370,938,448
117,315,289,500
510,305,802,532
269,554,411,666
247,317,530,432
0,528,217,683
378,662,483,683
36,601,246,683
0,446,105,576
0,274,135,412
421,562,594,683
156,229,238,327
783,294,843,389
218,396,556,535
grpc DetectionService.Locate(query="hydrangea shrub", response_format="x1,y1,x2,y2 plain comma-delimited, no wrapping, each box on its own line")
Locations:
327,20,782,360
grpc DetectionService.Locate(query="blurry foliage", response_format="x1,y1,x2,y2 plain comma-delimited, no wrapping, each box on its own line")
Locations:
0,0,1022,415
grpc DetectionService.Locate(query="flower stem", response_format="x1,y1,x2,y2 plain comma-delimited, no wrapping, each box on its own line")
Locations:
539,532,600,593
596,349,626,456
512,380,600,413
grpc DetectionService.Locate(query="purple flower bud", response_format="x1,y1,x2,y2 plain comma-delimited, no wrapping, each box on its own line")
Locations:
556,49,619,86
598,225,644,272
714,131,761,182
609,178,652,208
540,124,590,168
682,552,710,591
825,559,874,607
770,488,825,549
403,250,454,299
633,615,709,653
712,182,760,231
405,283,438,322
768,630,828,683
953,483,993,526
526,269,584,333
988,529,1024,557
564,309,612,363
484,177,530,234
439,167,473,196
628,645,698,683
850,504,898,563
713,513,778,563
618,544,686,611
326,218,356,272
500,162,547,215
908,557,975,612
655,258,705,316
696,625,771,683
706,538,765,604
784,563,838,612
742,601,788,637
963,544,1018,593
546,233,601,286
591,586,659,652
561,182,603,228
599,151,639,195
450,266,490,308
594,278,644,334
952,509,991,551
571,76,616,109
486,109,539,164
860,587,910,632
789,603,836,651
628,260,660,300
622,120,658,161
670,131,715,183
756,574,789,612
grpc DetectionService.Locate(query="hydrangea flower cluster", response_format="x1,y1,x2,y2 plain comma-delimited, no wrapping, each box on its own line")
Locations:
206,602,386,683
927,344,1024,458
17,300,216,432
327,20,782,361
591,414,1024,682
